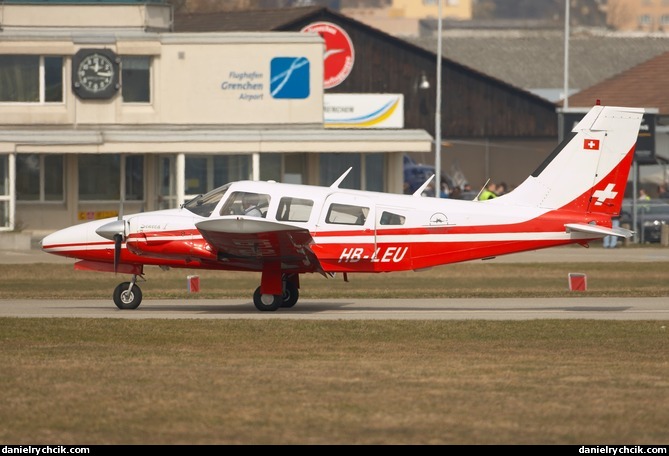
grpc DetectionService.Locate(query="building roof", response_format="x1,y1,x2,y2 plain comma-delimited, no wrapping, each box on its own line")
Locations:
406,30,669,103
565,50,669,113
174,6,325,32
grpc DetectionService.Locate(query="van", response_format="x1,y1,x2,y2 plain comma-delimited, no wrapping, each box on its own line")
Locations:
403,155,453,195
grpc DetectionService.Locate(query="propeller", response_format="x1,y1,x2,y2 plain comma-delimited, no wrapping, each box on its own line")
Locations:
95,218,126,274
113,232,123,273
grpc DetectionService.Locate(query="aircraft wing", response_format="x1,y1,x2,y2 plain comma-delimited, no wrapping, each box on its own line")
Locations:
195,217,322,272
565,223,634,238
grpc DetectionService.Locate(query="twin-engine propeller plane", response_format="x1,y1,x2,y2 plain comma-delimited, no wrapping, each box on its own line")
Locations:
42,104,643,311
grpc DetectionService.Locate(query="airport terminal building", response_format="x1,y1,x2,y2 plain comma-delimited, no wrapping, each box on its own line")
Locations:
0,0,431,237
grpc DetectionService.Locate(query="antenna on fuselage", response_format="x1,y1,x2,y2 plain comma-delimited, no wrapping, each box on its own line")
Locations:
413,174,435,197
330,167,353,188
474,178,491,201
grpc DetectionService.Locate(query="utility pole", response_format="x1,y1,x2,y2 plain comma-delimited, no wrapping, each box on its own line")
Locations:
435,0,442,198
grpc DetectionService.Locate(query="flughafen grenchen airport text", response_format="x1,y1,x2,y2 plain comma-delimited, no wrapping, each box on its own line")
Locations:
580,447,667,454
220,71,264,101
3,447,89,455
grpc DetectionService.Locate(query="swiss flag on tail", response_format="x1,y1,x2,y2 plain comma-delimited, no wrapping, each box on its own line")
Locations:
583,138,600,150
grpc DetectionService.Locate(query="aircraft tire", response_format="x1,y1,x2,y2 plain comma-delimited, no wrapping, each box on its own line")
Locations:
113,282,143,310
281,281,299,308
253,287,281,311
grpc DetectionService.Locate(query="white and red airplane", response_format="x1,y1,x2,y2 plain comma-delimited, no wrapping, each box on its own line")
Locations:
41,104,643,311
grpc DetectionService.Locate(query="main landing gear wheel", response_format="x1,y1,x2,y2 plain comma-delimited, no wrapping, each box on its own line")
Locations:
280,281,299,308
113,282,143,310
253,287,281,311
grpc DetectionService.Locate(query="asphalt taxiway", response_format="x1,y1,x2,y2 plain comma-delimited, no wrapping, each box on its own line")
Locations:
0,296,668,320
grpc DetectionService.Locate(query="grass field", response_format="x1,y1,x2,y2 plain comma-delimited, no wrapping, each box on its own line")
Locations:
1,260,669,299
1,261,668,444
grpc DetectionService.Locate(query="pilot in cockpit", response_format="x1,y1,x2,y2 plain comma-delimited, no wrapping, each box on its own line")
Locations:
241,194,263,217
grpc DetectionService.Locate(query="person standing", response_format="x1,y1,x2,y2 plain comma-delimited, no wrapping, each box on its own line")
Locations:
603,215,620,248
658,184,669,199
478,181,498,200
439,181,450,198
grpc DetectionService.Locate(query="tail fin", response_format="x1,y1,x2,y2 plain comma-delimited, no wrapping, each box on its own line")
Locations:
501,105,644,217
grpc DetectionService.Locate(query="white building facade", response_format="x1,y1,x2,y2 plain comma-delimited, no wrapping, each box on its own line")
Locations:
0,1,431,237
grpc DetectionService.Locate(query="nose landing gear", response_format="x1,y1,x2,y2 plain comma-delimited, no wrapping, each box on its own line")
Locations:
113,274,143,309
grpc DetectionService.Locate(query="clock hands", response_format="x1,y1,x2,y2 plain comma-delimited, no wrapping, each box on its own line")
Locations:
74,50,118,97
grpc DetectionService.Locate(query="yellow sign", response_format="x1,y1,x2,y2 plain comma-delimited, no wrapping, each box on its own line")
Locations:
78,211,119,221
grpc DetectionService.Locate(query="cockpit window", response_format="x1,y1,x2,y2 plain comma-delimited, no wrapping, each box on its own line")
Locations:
220,192,271,218
183,183,231,217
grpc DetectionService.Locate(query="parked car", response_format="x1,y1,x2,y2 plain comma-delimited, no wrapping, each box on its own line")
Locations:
403,155,454,196
620,198,669,243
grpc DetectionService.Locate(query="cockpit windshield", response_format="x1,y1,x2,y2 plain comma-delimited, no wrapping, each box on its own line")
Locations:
183,183,231,217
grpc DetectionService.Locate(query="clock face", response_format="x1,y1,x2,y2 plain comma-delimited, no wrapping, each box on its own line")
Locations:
72,49,119,99
78,54,114,92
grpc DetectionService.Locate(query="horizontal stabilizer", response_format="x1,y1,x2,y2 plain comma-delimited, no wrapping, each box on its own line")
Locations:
565,223,634,239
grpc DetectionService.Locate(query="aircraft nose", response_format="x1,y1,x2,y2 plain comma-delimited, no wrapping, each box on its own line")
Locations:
96,219,126,241
40,231,60,250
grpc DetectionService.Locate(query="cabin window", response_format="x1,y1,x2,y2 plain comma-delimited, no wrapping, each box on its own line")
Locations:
379,211,406,226
276,197,313,222
220,191,270,218
326,203,369,226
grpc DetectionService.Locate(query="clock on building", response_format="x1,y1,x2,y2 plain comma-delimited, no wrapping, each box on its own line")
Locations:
72,49,120,100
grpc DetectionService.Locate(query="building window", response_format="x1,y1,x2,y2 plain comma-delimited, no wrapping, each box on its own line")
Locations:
121,56,150,103
0,55,63,103
125,155,145,201
661,15,669,25
320,153,361,189
16,154,64,202
259,153,307,184
1,155,10,229
365,153,385,192
638,15,651,25
185,155,251,196
260,154,281,182
78,155,144,201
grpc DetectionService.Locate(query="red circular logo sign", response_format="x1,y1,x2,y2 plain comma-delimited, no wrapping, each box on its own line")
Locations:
301,21,354,89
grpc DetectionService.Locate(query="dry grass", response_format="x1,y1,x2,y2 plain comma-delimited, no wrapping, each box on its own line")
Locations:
1,262,668,444
0,319,668,445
